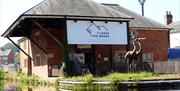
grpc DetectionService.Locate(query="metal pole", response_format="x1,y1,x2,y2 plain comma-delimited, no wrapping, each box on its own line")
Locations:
138,0,146,16
142,4,144,16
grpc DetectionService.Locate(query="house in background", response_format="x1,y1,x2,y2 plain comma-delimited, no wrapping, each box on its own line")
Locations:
169,21,180,48
2,0,170,78
168,17,180,48
0,49,15,65
164,11,180,48
165,11,180,59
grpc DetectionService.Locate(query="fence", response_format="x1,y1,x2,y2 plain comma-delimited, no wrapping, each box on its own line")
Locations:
154,61,180,74
113,60,180,74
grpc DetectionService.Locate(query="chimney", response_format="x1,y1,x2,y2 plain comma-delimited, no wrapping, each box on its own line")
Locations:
165,11,173,25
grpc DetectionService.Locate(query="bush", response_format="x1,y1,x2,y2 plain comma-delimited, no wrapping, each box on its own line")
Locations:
0,69,5,79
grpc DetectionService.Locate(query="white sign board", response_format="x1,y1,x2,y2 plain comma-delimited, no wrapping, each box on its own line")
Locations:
67,20,128,44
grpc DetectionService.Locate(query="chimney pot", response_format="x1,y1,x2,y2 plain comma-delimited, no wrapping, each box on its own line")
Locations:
165,11,173,25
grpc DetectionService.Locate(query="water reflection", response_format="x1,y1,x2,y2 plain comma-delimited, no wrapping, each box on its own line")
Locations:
0,80,56,91
1,80,180,91
1,85,56,91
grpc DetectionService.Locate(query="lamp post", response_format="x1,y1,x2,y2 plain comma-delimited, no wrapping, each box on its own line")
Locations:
138,0,146,16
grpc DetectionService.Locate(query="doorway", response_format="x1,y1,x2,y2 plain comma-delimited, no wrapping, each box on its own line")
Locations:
84,52,95,75
76,45,95,75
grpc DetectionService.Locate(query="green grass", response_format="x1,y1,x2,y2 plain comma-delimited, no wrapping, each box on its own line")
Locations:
60,72,180,90
101,72,154,80
63,72,155,81
60,72,155,90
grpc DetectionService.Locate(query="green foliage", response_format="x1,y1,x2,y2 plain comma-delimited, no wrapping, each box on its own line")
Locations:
0,69,5,79
2,42,18,52
4,72,54,89
110,79,121,90
63,72,154,81
84,75,93,86
59,72,180,90
15,53,20,62
0,69,5,89
100,72,154,80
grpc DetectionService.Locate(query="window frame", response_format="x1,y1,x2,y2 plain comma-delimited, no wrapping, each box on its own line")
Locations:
142,53,153,62
34,53,41,66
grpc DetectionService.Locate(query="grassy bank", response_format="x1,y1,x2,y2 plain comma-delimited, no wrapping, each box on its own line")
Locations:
64,72,180,81
60,72,180,90
64,72,155,81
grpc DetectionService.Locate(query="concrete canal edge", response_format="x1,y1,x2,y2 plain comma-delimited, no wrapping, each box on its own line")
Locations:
59,78,180,89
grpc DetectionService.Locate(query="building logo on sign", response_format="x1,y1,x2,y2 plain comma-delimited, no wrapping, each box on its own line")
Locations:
86,23,109,38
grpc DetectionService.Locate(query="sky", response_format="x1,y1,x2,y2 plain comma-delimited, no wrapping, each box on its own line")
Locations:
0,0,180,47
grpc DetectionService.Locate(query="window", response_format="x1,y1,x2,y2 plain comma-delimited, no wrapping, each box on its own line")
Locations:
35,32,41,46
34,54,41,66
130,31,136,39
24,59,27,67
142,53,153,62
2,57,7,60
114,51,126,62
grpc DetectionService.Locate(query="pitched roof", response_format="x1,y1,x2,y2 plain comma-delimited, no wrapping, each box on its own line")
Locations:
168,21,180,33
24,0,131,19
2,0,132,37
103,4,170,29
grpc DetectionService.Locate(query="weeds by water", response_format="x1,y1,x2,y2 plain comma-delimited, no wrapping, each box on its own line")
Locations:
4,72,55,89
63,72,154,81
60,72,156,90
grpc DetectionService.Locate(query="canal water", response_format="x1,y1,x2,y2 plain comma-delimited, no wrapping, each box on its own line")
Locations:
0,80,180,91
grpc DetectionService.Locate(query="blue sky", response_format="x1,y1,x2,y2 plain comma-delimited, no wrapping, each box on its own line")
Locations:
0,0,180,47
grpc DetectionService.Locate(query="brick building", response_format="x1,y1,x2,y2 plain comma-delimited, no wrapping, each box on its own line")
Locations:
104,4,170,62
0,49,14,64
2,0,170,78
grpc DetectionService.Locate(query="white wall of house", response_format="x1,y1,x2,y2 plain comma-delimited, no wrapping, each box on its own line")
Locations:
170,32,180,48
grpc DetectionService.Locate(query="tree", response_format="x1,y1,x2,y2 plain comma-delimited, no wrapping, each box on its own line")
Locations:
2,43,18,52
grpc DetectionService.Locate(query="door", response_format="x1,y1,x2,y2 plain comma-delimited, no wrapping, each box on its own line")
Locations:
85,53,95,75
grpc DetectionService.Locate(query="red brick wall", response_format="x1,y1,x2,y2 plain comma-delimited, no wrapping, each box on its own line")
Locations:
95,45,111,75
132,29,169,61
30,27,65,77
19,26,169,77
111,45,127,71
30,28,48,78
47,28,64,66
7,50,14,64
